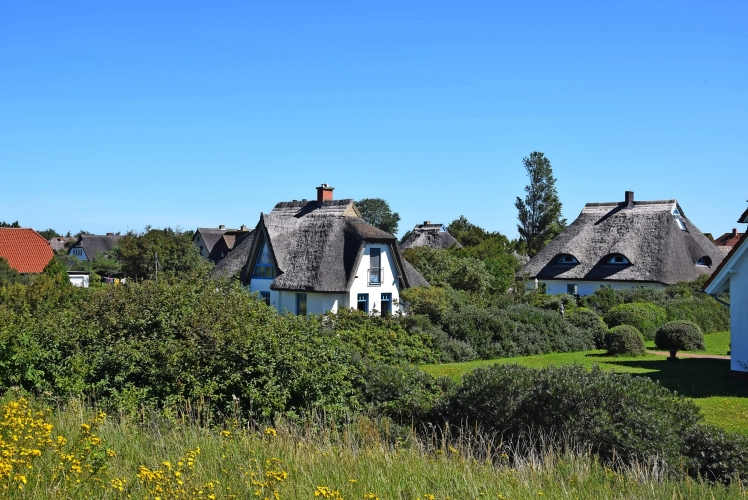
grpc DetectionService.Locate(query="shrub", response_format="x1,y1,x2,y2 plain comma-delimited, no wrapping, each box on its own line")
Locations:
603,302,667,340
605,325,646,356
665,297,729,334
437,364,702,466
581,286,665,315
356,360,442,419
565,307,608,349
682,424,748,484
655,321,705,356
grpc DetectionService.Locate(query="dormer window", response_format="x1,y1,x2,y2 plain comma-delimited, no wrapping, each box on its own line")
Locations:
672,209,687,231
696,256,712,267
556,254,579,265
607,254,630,265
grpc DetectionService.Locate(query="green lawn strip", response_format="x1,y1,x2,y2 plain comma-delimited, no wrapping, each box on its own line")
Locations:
421,349,748,435
645,330,731,356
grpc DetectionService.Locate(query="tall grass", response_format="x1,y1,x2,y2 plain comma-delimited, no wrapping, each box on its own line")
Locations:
2,394,745,499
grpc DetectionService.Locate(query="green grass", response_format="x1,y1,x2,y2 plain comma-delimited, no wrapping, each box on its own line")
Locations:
422,333,748,436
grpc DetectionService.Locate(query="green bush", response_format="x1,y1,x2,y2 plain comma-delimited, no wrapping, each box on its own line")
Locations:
565,307,607,349
655,321,705,355
603,302,667,340
356,360,442,419
581,286,665,315
665,297,729,334
682,424,748,484
437,364,702,466
605,325,646,356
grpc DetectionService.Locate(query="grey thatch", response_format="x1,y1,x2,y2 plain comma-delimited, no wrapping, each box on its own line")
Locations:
209,230,256,279
209,230,252,263
238,199,428,292
69,234,121,261
520,199,724,285
739,207,748,224
400,222,462,250
193,228,228,254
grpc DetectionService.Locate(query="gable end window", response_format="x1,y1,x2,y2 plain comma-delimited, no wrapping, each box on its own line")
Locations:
556,254,579,265
607,254,630,265
252,238,276,279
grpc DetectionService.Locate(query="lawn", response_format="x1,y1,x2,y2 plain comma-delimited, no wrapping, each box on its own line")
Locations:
421,332,748,435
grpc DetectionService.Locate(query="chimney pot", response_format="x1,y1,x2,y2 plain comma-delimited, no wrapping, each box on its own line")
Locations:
316,184,334,203
424,221,430,225
219,225,225,230
733,228,738,237
625,191,634,206
241,225,248,231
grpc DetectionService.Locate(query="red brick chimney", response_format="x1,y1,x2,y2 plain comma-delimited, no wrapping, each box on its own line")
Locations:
316,184,334,203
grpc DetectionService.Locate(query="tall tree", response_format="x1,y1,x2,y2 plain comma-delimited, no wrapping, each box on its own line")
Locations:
356,198,401,235
515,152,566,256
115,227,209,280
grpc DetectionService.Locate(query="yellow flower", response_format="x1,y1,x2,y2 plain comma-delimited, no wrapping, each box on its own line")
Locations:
264,427,277,437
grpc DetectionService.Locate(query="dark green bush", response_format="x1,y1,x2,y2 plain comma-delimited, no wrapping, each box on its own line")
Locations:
655,321,705,355
605,325,646,356
581,286,665,315
437,364,702,466
682,424,748,484
603,302,667,340
565,307,608,349
665,297,729,334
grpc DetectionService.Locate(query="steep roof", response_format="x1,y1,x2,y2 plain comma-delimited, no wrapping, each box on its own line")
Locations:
739,207,748,224
193,228,228,253
703,228,748,294
70,234,121,260
520,199,724,285
0,228,54,273
208,230,257,279
240,199,427,292
400,222,462,250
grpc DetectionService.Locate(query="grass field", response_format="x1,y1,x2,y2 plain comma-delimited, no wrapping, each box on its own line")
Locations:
421,332,748,435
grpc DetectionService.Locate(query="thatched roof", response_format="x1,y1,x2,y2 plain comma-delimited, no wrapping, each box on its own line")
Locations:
238,199,427,292
70,234,121,260
520,199,724,285
739,206,748,224
193,228,228,253
209,230,256,279
400,222,462,250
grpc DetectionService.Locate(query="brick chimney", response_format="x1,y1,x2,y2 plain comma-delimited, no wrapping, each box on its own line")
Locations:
316,183,334,203
733,228,738,237
624,191,634,207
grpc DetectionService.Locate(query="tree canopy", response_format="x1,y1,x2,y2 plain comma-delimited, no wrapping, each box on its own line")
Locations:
0,257,21,285
0,221,20,228
515,152,566,256
356,198,401,235
115,227,209,280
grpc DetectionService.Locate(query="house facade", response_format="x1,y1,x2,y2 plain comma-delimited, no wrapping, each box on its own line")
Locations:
704,207,748,378
520,191,724,295
210,184,428,315
68,234,121,261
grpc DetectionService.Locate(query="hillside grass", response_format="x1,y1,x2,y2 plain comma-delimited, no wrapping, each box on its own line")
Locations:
421,332,748,436
4,395,747,500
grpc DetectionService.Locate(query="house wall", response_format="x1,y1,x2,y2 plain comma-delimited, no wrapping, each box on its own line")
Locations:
193,235,209,259
276,290,347,315
542,279,665,296
68,274,89,288
729,251,748,373
347,243,403,314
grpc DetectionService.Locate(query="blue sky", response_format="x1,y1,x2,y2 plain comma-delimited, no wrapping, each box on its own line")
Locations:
1,1,746,239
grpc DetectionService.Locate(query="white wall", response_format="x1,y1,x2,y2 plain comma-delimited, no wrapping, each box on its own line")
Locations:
542,279,665,296
729,251,748,373
68,274,89,288
348,244,402,314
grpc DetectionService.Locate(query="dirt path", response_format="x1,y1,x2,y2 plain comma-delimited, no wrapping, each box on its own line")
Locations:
647,350,730,360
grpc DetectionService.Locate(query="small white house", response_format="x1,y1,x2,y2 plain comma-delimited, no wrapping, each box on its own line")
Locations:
67,271,90,288
210,184,428,315
704,206,748,378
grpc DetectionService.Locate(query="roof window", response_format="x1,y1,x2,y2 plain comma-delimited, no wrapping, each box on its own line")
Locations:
606,254,630,265
696,256,712,267
555,254,579,265
672,209,687,231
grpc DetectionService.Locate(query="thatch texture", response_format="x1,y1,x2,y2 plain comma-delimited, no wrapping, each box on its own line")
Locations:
70,234,121,260
208,231,256,279
400,223,462,250
520,200,724,285
193,228,227,253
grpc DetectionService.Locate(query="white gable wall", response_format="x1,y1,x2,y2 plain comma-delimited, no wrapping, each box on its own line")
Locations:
348,243,403,314
543,279,665,296
726,251,748,373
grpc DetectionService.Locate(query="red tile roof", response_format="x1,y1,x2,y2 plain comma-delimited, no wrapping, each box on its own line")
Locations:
714,230,743,247
0,228,54,273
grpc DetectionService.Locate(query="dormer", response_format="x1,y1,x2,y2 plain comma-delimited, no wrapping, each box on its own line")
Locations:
672,207,687,231
696,256,712,268
555,254,579,265
605,253,631,265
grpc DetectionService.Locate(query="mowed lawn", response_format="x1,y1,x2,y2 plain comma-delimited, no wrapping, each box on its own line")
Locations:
421,331,748,436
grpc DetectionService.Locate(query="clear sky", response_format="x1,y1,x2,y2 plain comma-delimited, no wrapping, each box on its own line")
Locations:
1,1,746,239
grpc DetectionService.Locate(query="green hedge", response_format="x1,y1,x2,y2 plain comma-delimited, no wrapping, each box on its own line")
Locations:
605,325,646,356
603,302,667,340
665,297,729,334
565,307,608,349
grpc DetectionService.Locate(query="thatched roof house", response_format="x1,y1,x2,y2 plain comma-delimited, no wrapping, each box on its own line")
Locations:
68,234,121,261
520,191,723,295
400,222,462,250
213,184,428,315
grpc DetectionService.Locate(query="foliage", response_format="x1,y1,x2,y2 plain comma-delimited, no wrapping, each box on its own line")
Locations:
655,321,706,355
664,297,730,334
0,221,20,228
564,307,607,349
514,152,566,256
402,247,492,294
605,325,646,356
603,302,667,340
0,257,21,286
116,227,209,280
437,364,702,467
42,255,71,284
37,228,60,240
580,285,664,315
683,424,748,484
356,360,443,419
355,198,401,235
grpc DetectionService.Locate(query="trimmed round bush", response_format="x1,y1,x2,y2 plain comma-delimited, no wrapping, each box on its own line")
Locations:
603,302,667,340
565,307,608,349
605,325,646,356
655,320,705,356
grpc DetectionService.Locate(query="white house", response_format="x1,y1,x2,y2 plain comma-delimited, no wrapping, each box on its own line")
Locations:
210,184,428,315
520,191,724,295
703,206,748,378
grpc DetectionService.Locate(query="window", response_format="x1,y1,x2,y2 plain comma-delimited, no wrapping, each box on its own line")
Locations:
556,254,578,264
567,284,578,295
380,293,392,316
252,238,276,278
296,293,307,316
675,218,687,231
260,291,270,306
696,256,712,267
607,254,630,264
369,248,382,285
357,293,369,313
